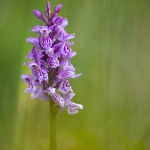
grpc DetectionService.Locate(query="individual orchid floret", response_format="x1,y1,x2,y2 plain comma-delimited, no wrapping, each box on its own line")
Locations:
53,34,76,59
57,68,82,79
21,74,37,94
28,26,52,50
59,93,83,114
47,55,59,68
26,62,48,84
40,36,52,50
58,32,75,42
40,31,52,50
31,87,48,101
31,25,52,34
58,79,73,94
51,93,65,107
52,17,69,38
26,47,44,65
26,47,37,60
67,102,83,114
26,37,41,49
61,44,76,58
36,67,48,84
60,59,75,70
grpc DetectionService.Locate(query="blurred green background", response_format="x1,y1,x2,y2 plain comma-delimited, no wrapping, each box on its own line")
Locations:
0,0,150,150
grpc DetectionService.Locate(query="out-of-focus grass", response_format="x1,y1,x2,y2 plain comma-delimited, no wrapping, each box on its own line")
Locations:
0,0,150,150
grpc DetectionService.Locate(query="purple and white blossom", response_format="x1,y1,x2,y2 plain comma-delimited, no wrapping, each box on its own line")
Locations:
59,93,83,114
58,79,73,94
21,74,37,94
51,93,65,107
21,1,83,114
67,102,83,114
47,55,59,68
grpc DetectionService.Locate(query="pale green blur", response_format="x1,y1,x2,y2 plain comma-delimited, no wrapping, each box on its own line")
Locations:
0,0,150,150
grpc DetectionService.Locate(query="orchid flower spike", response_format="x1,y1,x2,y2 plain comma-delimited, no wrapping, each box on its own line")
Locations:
21,1,83,114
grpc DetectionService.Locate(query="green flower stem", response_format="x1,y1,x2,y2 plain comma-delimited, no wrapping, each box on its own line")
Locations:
53,105,60,115
49,98,56,150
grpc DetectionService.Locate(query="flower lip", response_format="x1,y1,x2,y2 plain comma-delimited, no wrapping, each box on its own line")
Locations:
51,93,65,107
47,55,59,68
40,35,52,49
67,102,83,114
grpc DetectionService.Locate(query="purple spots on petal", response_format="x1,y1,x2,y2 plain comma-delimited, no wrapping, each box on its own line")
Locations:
58,79,72,94
40,36,52,49
51,93,64,107
47,55,59,68
37,69,48,83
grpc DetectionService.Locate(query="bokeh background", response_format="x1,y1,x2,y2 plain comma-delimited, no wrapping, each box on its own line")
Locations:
0,0,150,150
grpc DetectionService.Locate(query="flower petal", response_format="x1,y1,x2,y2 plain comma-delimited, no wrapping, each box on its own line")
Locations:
21,74,37,94
57,68,82,79
47,55,59,68
31,87,48,100
26,37,41,48
67,102,83,114
25,82,37,94
31,25,42,33
21,74,33,84
58,79,72,94
37,68,48,83
40,36,52,49
51,93,65,107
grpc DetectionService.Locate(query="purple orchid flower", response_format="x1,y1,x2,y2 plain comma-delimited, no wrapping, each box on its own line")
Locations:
59,93,83,114
21,74,37,94
31,87,48,101
58,79,73,94
21,1,83,114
